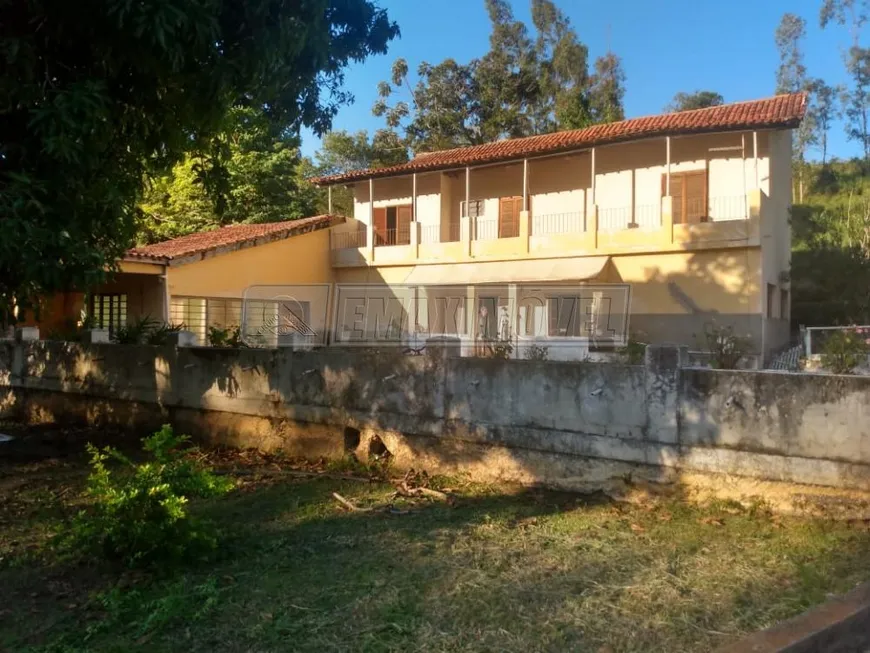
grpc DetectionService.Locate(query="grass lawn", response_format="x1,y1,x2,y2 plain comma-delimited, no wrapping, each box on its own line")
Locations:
2,424,870,652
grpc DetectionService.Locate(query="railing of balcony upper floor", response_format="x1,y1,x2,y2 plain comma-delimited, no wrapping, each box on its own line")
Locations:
531,211,584,236
473,216,519,241
331,228,367,250
598,204,662,231
375,227,411,247
329,193,754,252
420,222,460,244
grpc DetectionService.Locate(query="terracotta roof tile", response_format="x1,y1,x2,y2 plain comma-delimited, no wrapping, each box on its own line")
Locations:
312,93,807,185
126,215,341,263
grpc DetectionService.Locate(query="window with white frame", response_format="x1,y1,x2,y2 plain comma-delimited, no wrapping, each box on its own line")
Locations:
460,199,485,218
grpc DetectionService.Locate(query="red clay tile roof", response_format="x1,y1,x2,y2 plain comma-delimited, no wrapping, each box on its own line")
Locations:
312,93,807,186
126,215,341,263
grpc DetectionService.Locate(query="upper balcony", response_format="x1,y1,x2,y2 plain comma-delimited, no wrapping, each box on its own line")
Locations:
328,129,778,268
330,189,766,268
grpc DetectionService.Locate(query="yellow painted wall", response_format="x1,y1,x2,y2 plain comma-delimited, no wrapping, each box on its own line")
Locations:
611,247,762,348
167,228,335,299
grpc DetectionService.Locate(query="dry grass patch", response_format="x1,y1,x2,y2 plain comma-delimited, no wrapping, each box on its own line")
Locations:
2,425,870,652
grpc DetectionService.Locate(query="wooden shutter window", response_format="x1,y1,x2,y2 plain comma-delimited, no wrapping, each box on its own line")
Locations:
664,170,708,225
397,205,413,244
499,197,522,238
373,207,387,245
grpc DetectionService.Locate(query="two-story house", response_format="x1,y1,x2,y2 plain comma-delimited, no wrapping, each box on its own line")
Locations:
23,93,804,363
314,92,805,361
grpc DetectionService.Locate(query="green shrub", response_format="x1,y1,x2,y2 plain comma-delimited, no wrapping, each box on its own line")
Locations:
65,425,233,567
704,323,751,369
820,328,869,374
112,316,185,345
618,333,647,365
207,325,244,347
522,343,550,361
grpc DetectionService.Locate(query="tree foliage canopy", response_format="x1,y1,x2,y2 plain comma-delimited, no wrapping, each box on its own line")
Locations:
0,0,397,322
372,0,626,152
137,109,320,244
665,91,725,113
302,129,409,217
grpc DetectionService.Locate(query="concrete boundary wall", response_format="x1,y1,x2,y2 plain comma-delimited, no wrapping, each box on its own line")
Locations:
2,341,870,500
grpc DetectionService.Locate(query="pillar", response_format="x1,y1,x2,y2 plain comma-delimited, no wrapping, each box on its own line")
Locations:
644,344,689,449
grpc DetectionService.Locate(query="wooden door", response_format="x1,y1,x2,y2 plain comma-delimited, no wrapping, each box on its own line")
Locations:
397,205,413,244
667,171,707,224
373,207,387,245
499,197,522,238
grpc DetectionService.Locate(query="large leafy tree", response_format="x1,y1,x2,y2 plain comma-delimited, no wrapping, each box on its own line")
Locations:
137,108,320,244
774,13,815,200
665,91,725,112
303,129,409,216
0,0,397,323
373,0,625,152
818,0,869,162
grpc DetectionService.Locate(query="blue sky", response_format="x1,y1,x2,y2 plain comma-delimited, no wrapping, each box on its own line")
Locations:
301,0,862,160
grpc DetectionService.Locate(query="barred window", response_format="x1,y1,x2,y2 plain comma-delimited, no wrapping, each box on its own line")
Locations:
89,294,127,335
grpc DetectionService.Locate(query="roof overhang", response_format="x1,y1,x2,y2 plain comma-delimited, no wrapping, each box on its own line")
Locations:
311,92,807,187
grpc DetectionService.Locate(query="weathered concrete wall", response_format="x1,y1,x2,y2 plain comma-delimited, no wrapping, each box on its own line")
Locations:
2,341,870,500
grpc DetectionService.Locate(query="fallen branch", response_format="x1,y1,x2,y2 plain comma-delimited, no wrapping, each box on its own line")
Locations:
394,480,454,504
332,492,371,512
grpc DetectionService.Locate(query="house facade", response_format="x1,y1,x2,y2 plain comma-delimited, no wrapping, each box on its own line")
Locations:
315,93,806,361
23,93,804,363
26,216,341,345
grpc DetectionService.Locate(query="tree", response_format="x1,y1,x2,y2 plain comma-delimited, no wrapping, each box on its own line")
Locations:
588,53,627,123
806,79,842,164
819,0,868,44
375,58,486,150
373,0,624,152
665,91,725,112
303,129,410,215
137,108,319,244
843,47,870,161
0,0,398,324
775,14,809,94
529,0,591,131
774,13,813,200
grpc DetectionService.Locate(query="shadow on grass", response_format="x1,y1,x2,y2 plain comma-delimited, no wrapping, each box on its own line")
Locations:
4,462,870,653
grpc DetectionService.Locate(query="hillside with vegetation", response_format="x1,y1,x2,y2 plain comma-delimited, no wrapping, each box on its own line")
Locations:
792,159,870,327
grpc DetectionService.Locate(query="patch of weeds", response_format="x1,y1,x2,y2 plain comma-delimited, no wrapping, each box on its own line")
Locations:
59,425,234,568
326,453,391,479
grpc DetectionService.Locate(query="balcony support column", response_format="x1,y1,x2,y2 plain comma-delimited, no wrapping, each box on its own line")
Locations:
522,158,529,211
753,131,759,189
665,137,671,196
368,178,375,260
662,195,674,245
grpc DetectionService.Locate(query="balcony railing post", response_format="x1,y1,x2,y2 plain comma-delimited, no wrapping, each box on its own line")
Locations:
661,196,674,245
460,215,472,257
590,205,599,249
519,209,530,253
410,221,420,259
748,188,763,220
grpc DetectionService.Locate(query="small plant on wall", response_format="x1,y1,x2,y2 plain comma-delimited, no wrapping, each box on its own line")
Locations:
820,328,870,375
618,331,648,365
704,323,751,370
523,343,550,361
208,325,244,347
